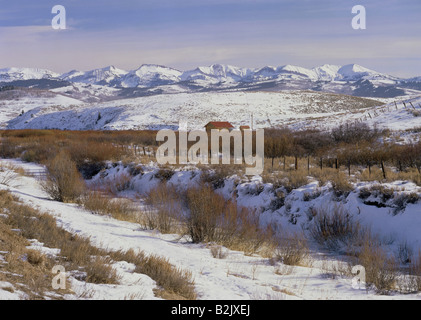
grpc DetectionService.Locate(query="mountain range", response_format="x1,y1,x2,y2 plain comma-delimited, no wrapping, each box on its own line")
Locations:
1,63,421,98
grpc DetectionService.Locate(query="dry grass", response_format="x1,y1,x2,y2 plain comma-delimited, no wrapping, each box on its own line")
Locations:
391,168,421,186
110,249,196,300
310,168,353,196
4,196,120,286
84,256,121,285
262,167,309,192
0,194,71,299
1,189,197,299
80,191,140,223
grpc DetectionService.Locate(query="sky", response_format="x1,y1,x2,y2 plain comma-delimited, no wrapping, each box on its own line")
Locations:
1,0,421,78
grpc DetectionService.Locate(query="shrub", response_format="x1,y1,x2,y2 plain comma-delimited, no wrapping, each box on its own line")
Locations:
392,192,420,214
274,233,309,266
355,236,398,294
67,139,124,167
154,167,176,182
41,150,86,202
143,183,182,234
309,205,362,252
330,171,354,197
184,183,272,254
331,122,380,144
199,165,240,189
359,184,395,202
268,192,285,211
185,184,226,243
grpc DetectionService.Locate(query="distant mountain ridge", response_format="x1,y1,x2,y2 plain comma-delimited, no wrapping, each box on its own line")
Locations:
1,63,420,98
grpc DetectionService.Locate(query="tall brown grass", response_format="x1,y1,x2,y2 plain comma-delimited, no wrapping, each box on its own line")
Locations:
80,191,139,223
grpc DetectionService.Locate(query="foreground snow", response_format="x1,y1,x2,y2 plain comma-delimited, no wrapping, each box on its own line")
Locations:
1,159,421,300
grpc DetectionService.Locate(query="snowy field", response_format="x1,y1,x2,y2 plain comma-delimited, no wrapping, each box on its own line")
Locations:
1,159,421,300
4,90,381,131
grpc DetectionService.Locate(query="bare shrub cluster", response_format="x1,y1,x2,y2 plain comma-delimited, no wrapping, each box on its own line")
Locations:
351,235,398,295
309,205,363,252
184,183,273,255
143,183,183,234
274,232,309,266
41,150,86,202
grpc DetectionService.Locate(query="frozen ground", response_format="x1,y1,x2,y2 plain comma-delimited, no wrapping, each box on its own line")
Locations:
0,159,421,300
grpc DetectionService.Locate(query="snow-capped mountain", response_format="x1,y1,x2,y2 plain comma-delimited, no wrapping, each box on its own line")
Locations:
0,67,60,82
60,66,127,86
335,64,398,81
180,64,254,83
312,64,342,81
1,63,420,98
120,64,182,88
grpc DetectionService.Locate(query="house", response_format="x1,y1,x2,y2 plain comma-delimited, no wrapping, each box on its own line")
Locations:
204,121,235,132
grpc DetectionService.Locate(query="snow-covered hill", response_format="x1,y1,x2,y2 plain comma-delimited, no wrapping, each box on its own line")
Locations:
0,87,84,130
3,90,382,131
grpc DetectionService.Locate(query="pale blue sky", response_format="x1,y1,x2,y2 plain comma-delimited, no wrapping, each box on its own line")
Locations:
1,0,420,77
